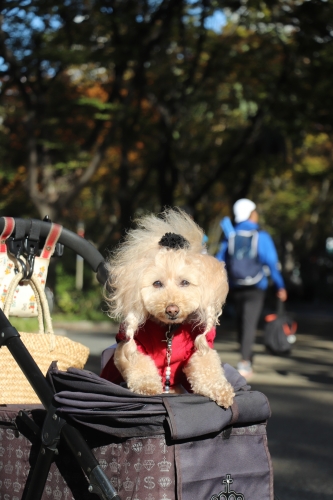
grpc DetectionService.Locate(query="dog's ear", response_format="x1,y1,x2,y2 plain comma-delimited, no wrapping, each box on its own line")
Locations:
105,258,148,328
195,254,229,330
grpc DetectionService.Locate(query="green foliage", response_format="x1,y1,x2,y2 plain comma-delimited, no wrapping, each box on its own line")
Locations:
9,317,40,333
1,0,333,301
54,261,107,321
76,97,118,111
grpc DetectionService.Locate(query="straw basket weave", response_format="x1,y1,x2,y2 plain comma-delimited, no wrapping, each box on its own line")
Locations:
0,272,89,404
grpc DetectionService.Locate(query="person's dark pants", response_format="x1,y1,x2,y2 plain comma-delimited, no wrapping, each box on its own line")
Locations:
232,287,266,362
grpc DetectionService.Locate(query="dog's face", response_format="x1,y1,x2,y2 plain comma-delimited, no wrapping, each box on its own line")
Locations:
107,211,229,337
140,250,202,324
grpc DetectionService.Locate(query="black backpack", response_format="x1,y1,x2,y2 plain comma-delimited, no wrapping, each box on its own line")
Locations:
226,230,264,286
263,300,297,355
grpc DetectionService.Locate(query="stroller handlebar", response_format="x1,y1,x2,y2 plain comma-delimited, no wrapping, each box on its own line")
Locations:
0,217,108,284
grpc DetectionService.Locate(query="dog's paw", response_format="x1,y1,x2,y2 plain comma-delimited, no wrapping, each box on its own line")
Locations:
128,376,163,396
213,382,235,408
115,344,163,395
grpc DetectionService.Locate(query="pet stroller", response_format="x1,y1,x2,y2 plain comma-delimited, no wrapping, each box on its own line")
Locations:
0,216,274,500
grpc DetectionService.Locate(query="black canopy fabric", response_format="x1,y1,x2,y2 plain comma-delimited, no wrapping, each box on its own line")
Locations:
48,363,271,440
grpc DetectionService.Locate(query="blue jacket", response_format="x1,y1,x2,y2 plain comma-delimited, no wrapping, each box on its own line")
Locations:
215,220,285,291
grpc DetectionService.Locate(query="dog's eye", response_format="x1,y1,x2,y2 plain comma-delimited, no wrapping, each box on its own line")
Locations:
180,280,190,287
153,281,163,288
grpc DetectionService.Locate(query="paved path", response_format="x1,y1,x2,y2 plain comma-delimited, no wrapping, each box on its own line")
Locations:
215,311,333,500
54,306,333,500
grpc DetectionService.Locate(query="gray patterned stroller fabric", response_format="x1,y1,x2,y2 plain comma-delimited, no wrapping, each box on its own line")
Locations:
0,363,273,499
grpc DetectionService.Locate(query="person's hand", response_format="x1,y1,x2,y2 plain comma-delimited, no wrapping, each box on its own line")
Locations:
277,288,287,302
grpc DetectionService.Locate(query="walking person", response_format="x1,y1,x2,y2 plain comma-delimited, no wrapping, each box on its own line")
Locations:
216,198,287,379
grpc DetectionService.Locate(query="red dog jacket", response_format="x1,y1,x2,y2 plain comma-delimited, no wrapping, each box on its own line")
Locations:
100,318,215,393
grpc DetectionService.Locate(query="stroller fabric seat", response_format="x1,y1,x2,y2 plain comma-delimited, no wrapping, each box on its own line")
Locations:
0,362,273,500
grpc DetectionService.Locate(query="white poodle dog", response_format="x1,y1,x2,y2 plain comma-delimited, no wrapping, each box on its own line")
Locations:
102,208,234,408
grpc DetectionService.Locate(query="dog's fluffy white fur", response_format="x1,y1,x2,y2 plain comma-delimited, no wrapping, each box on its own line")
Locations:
105,208,234,408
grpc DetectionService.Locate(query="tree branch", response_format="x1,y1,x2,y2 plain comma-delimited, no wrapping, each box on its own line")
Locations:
189,108,264,206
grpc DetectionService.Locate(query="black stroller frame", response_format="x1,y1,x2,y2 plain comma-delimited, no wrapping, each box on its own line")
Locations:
0,217,120,500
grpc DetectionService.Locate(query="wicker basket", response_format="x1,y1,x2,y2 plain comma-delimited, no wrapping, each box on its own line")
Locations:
0,272,89,404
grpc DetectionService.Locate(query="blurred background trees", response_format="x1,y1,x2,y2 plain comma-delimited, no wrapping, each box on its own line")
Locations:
1,0,333,310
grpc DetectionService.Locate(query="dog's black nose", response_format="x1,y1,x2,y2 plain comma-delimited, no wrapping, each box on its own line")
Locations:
166,304,179,318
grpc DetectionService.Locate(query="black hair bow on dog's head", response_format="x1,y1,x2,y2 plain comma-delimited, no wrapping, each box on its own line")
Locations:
159,232,190,250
